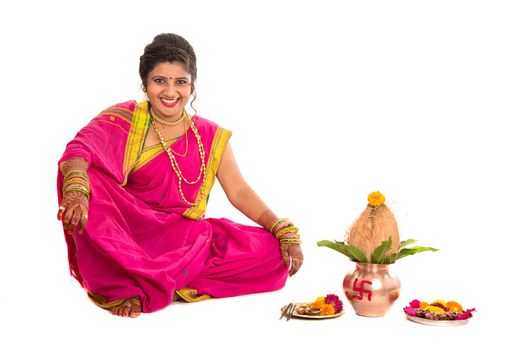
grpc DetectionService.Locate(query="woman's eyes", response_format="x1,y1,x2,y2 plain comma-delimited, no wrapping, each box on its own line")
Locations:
152,78,188,85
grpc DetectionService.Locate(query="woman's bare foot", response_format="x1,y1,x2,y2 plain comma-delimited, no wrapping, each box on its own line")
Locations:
111,297,141,318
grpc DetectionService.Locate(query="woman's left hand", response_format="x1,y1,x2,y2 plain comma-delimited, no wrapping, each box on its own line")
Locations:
280,242,303,277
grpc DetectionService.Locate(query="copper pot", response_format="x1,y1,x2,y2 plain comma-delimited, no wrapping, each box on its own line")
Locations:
343,262,401,317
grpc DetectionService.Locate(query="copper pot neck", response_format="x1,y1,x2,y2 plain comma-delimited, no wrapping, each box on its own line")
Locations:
355,262,391,271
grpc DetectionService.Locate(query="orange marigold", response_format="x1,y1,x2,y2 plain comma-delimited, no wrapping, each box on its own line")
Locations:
308,296,326,309
419,302,428,309
368,191,385,207
320,304,335,316
447,301,463,313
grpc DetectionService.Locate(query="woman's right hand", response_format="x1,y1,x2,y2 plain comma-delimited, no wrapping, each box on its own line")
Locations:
57,190,89,235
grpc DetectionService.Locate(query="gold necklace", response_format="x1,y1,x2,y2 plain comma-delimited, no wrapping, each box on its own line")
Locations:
150,108,185,127
169,113,189,157
151,112,207,206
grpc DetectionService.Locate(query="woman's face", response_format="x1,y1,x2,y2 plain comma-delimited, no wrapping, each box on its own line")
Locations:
145,61,193,120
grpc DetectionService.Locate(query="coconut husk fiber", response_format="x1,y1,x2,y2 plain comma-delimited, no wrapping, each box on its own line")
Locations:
346,204,400,261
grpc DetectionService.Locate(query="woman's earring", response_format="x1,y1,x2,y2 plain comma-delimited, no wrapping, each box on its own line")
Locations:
141,85,149,101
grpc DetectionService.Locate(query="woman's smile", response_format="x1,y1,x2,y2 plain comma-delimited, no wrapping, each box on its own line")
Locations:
160,97,180,107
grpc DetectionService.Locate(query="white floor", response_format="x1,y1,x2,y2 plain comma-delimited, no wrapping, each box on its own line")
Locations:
1,1,522,349
0,235,506,349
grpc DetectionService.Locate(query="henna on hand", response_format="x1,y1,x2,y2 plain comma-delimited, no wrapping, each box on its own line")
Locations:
59,190,89,234
58,157,90,234
280,243,303,277
256,209,278,232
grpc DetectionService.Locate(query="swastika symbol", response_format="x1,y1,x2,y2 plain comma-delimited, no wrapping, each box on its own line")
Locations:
352,278,372,301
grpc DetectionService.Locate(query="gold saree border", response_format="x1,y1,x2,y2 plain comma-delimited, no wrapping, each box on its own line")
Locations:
96,105,133,123
87,292,128,310
183,127,232,220
122,101,150,186
89,289,211,310
174,288,211,303
133,137,178,172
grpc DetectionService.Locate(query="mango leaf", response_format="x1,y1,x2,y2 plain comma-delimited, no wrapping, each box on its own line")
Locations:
334,240,368,263
396,246,439,261
317,240,368,263
317,240,353,259
345,244,368,263
399,239,417,249
371,237,393,264
381,253,398,264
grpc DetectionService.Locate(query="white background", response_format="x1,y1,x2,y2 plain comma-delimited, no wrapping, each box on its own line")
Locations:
1,0,522,348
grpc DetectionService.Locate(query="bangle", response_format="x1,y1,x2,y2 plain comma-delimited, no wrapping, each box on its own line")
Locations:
64,170,89,180
270,218,292,234
279,239,302,245
63,177,91,190
275,226,299,239
63,185,90,199
278,233,301,240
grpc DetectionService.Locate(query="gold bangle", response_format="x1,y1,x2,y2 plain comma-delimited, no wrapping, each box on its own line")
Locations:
270,218,291,234
63,186,90,199
64,170,89,180
278,234,301,240
275,226,299,239
63,177,90,190
279,239,302,245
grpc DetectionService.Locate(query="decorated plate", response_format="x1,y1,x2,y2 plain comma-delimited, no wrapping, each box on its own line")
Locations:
292,308,345,320
406,314,469,327
280,294,345,320
403,298,476,327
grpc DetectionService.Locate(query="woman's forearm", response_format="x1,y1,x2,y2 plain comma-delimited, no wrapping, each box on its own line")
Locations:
229,185,278,232
60,157,89,175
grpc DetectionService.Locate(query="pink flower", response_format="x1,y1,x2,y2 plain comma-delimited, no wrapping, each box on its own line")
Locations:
409,299,421,308
403,307,417,316
325,294,344,314
457,308,476,320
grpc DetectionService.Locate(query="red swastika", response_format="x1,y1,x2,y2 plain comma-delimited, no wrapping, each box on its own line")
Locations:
352,278,372,301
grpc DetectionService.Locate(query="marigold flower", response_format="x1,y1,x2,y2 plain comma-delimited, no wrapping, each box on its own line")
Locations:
320,303,335,316
431,299,448,308
368,191,385,207
308,296,326,309
431,302,448,311
423,305,445,314
446,301,463,313
419,302,428,309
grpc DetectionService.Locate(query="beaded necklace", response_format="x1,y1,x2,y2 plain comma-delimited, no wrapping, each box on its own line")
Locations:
150,110,207,206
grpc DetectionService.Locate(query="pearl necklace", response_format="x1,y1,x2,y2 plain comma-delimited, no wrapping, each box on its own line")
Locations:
151,110,207,206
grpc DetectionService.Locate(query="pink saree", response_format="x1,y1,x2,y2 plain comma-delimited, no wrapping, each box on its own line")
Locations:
58,101,288,313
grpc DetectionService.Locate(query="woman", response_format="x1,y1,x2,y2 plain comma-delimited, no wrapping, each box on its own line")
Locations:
57,33,303,318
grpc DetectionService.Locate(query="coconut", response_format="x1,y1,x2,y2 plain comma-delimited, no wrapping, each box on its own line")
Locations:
346,192,400,261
